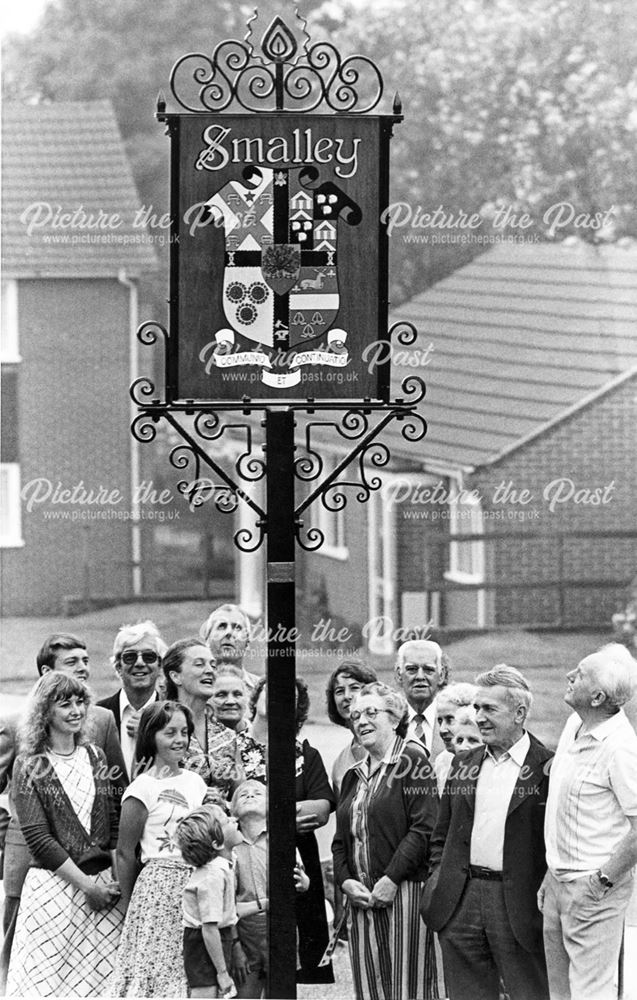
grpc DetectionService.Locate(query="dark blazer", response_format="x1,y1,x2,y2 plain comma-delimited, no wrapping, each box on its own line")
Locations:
96,691,123,731
332,738,439,889
423,732,552,953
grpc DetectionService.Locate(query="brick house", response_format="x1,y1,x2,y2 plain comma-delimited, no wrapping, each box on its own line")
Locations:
1,102,156,615
289,241,637,651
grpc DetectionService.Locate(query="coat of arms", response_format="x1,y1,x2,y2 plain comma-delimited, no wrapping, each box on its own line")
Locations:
202,165,362,388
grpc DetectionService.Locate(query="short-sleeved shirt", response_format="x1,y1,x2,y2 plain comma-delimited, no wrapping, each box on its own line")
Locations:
545,710,637,879
234,827,267,909
122,769,207,863
183,856,238,929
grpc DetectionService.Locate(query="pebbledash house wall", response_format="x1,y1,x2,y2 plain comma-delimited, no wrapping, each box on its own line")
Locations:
468,373,637,628
1,279,134,615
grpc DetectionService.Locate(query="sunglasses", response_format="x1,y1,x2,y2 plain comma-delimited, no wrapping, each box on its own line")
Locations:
120,650,160,666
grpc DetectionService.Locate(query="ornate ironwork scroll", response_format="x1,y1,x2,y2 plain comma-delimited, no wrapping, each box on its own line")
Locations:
169,10,383,113
131,320,426,554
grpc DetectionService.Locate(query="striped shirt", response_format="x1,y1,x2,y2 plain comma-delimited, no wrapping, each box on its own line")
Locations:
350,736,404,888
545,710,637,880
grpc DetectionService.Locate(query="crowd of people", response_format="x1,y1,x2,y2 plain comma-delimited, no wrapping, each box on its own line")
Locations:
0,607,636,1000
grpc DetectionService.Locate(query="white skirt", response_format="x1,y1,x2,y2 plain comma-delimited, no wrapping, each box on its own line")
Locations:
7,867,124,998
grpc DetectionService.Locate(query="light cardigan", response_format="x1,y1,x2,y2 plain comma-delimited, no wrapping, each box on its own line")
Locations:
12,744,118,872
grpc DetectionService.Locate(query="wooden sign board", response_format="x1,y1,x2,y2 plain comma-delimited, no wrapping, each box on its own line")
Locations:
167,113,396,401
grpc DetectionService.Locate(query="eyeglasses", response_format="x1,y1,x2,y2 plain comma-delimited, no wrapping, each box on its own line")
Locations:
120,650,160,666
350,708,392,723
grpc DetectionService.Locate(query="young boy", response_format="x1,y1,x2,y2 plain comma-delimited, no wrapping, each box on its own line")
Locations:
176,804,245,999
230,780,308,999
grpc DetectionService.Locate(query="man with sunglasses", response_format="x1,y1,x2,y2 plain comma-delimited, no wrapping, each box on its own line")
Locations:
97,620,167,779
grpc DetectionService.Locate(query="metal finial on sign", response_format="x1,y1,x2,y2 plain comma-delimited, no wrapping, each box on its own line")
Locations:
169,9,384,114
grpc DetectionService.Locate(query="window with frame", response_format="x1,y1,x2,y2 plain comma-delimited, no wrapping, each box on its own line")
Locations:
446,494,484,583
315,455,348,559
1,294,23,545
1,280,20,362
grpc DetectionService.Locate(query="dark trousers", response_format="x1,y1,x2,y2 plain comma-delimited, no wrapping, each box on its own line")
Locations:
439,878,549,1000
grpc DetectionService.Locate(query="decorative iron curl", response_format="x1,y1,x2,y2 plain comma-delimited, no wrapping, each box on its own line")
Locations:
235,522,266,553
130,377,157,405
388,319,418,348
193,413,265,482
169,20,383,113
130,412,159,444
398,374,426,406
137,320,169,348
356,441,391,500
308,44,383,113
295,522,325,553
294,449,323,482
194,411,223,440
399,411,428,444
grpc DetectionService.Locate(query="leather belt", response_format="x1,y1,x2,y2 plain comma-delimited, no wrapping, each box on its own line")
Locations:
469,865,503,881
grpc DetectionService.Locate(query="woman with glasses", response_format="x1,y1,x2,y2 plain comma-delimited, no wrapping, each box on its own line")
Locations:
332,681,439,1000
7,673,123,997
163,639,241,797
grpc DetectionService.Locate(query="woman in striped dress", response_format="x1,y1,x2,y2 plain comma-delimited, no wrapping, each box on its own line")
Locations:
7,673,123,997
332,682,440,1000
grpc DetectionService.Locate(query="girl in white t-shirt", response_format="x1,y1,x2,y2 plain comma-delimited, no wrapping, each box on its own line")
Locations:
111,701,208,997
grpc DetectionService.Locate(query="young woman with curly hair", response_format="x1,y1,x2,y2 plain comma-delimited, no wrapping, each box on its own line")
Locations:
7,672,123,997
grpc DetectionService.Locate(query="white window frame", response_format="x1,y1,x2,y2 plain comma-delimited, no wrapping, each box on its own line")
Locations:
0,280,21,363
445,492,485,584
366,482,397,655
315,454,348,560
0,463,24,547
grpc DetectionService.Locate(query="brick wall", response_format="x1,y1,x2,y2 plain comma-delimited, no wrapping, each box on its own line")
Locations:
1,278,134,615
469,375,637,627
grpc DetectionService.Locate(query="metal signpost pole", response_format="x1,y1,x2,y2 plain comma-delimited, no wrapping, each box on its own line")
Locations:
265,408,297,998
130,13,424,1000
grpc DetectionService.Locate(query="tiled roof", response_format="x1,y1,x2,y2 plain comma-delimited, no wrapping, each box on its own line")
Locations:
2,101,157,277
387,241,637,471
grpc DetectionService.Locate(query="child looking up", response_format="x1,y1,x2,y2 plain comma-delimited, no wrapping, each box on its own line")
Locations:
176,805,245,999
230,780,308,999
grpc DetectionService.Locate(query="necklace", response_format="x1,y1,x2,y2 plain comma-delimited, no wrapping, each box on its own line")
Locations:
47,746,77,757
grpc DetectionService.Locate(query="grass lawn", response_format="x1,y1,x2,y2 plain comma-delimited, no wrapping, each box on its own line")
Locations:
1,599,621,748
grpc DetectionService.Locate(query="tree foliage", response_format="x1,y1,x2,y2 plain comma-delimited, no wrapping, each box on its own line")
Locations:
318,0,637,300
4,0,637,303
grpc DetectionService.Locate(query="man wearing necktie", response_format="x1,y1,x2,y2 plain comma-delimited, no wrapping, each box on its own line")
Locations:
394,639,447,759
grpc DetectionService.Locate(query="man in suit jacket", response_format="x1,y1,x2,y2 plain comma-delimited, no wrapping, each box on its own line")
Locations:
0,633,126,990
423,664,551,1000
97,619,166,779
394,639,447,759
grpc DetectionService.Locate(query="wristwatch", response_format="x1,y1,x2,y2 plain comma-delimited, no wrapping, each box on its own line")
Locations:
596,870,614,889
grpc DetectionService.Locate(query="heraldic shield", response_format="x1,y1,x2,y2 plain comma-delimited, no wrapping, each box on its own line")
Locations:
204,165,362,388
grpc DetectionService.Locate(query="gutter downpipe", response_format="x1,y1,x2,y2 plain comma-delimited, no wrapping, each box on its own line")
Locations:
118,269,142,597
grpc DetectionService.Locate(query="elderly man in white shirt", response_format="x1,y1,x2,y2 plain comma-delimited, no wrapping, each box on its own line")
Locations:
539,643,637,1000
394,639,447,759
